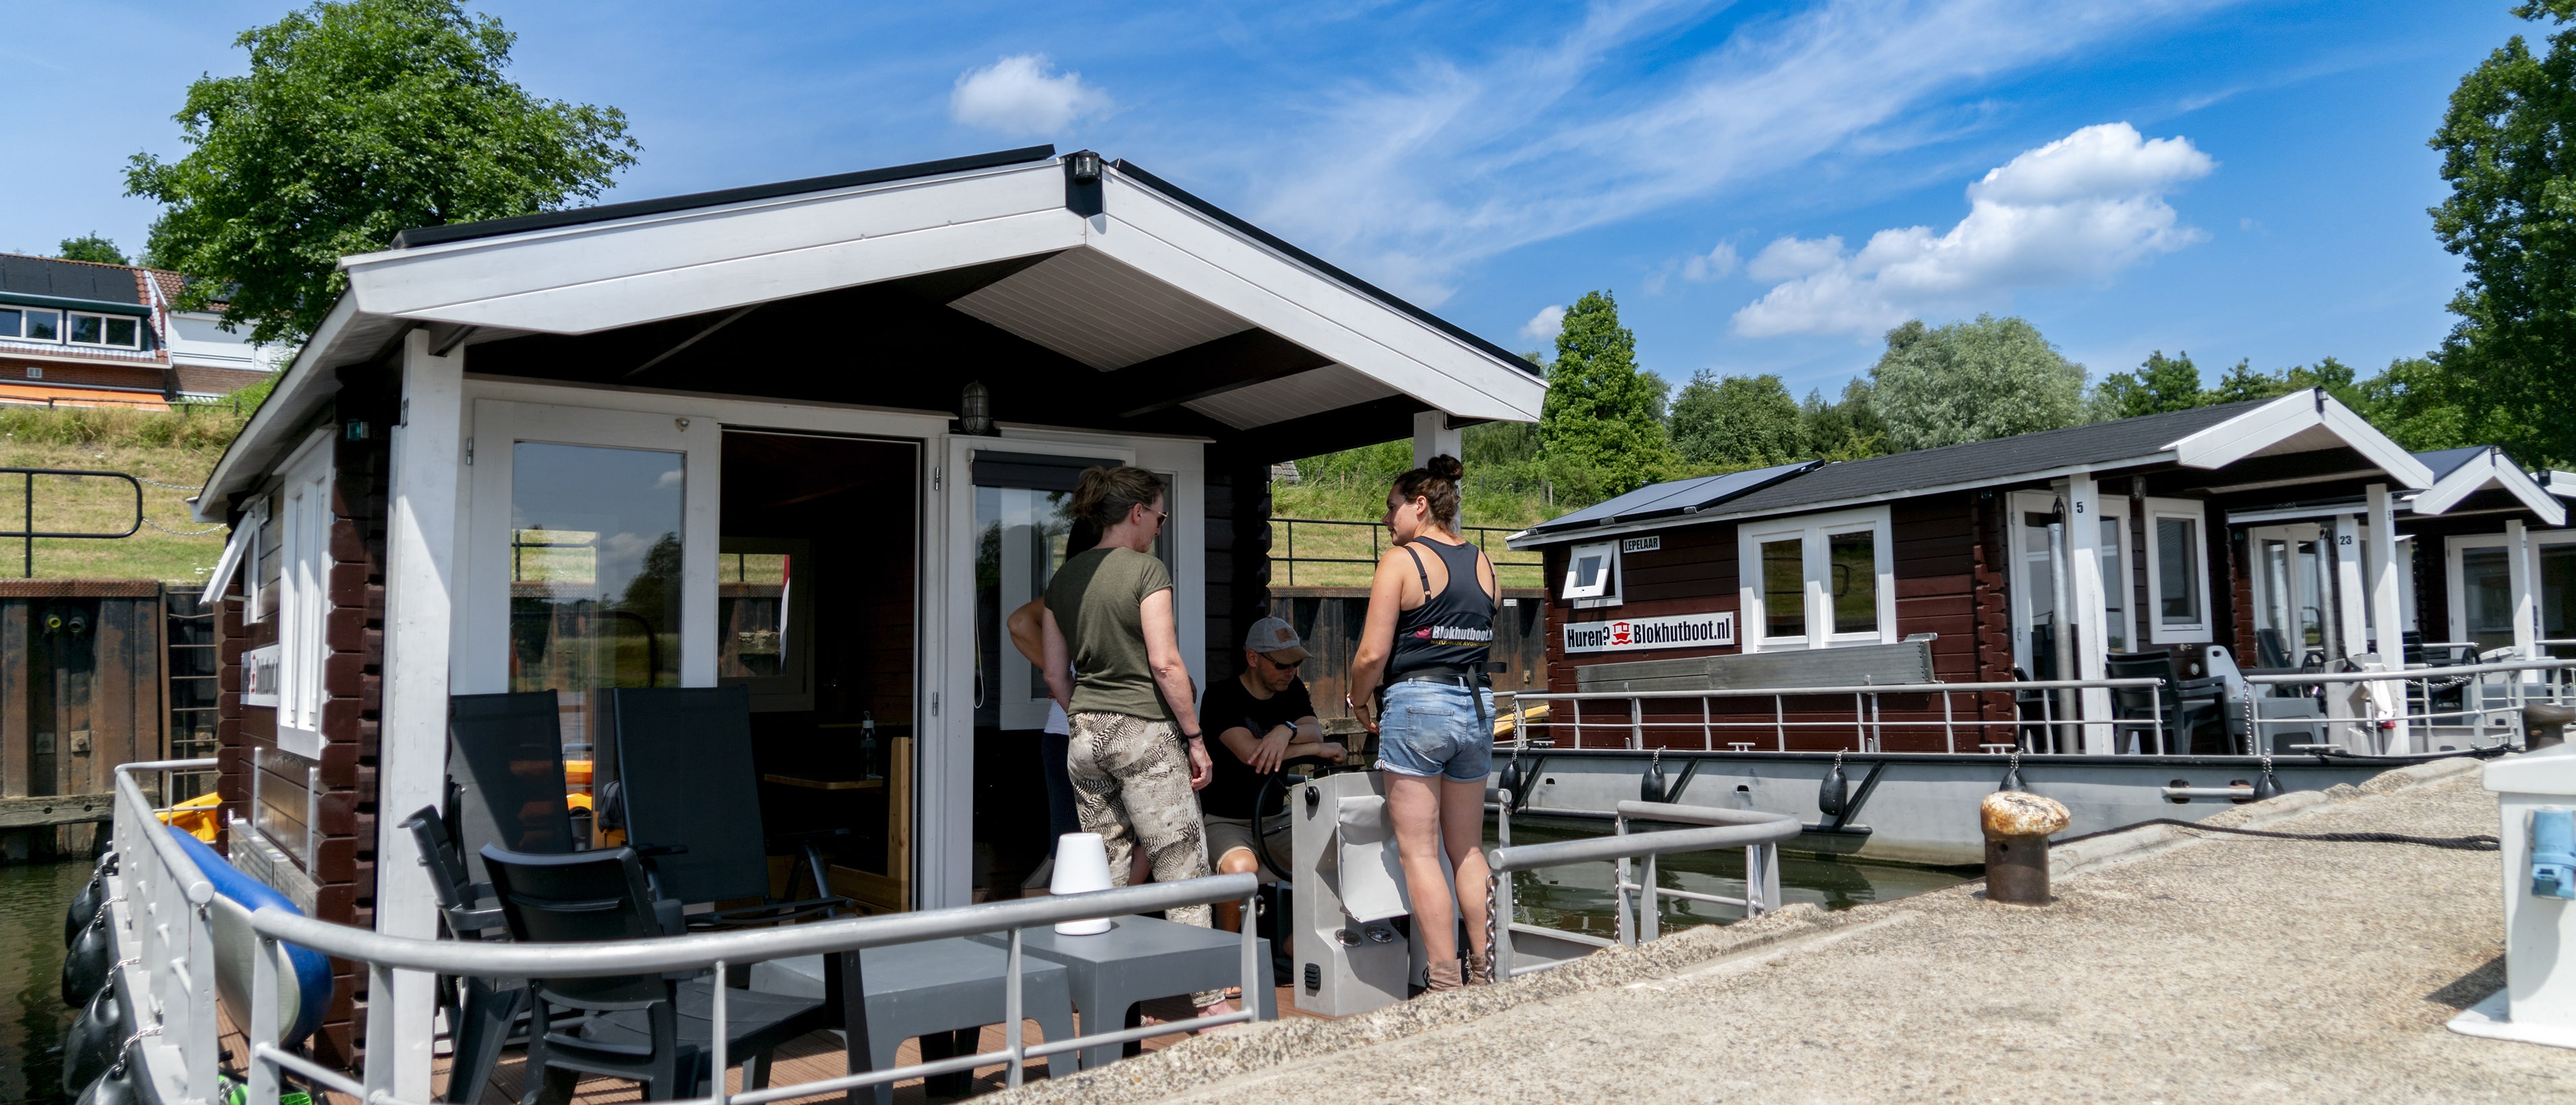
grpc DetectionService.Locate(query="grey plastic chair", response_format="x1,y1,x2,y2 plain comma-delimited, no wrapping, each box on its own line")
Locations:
973,915,1273,1070
749,939,1076,1102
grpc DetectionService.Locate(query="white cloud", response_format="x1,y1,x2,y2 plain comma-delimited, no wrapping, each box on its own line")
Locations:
1519,304,1566,343
1224,0,2241,303
1682,242,1741,281
1732,123,2214,338
950,54,1111,137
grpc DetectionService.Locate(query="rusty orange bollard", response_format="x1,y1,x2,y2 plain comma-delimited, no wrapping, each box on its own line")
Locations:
1981,790,2071,905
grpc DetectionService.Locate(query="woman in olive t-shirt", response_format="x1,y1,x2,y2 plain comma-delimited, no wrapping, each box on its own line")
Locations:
1039,465,1237,1023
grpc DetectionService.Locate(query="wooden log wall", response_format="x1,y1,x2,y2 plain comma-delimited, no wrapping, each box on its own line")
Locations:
0,580,164,861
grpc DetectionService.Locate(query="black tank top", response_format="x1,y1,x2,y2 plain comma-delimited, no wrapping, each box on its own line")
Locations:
1388,538,1496,677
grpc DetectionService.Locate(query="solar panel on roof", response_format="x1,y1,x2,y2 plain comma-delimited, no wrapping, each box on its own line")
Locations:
1526,460,1818,534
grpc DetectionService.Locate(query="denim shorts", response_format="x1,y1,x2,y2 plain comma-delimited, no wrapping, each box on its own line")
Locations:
1375,680,1496,782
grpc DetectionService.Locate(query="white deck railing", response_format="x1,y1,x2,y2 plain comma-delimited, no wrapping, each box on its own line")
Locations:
1496,677,2170,755
2241,657,2575,755
105,758,223,1105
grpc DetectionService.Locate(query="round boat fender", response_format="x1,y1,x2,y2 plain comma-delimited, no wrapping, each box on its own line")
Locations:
1640,749,1669,805
1497,754,1526,809
65,851,117,948
1817,753,1848,819
61,974,129,1095
165,828,333,1048
62,911,113,1008
2251,756,2283,802
72,1043,144,1105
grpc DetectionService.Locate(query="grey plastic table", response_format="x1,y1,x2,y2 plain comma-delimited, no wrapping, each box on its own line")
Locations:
971,916,1275,1071
748,936,1076,1104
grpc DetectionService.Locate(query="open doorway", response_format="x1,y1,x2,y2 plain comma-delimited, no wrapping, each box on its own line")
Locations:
720,429,920,913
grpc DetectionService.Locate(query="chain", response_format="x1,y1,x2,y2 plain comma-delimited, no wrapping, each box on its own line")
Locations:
144,518,224,536
1483,873,1500,986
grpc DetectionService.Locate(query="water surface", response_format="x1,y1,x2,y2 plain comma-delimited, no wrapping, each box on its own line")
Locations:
1496,817,1973,941
3,861,86,1105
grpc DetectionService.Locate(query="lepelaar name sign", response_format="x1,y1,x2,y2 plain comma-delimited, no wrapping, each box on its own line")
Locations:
1562,610,1736,654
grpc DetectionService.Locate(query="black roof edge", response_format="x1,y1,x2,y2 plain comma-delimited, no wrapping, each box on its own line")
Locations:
1524,460,1824,536
391,145,1060,250
1109,158,1541,379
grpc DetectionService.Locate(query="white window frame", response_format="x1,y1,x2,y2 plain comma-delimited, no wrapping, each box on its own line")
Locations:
1736,505,1896,652
241,500,271,624
274,430,335,756
12,306,61,342
64,311,142,350
2142,496,2213,644
0,306,21,340
2447,528,2576,649
1559,540,1622,608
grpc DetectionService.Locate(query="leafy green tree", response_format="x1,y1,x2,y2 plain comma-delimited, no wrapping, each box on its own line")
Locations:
1539,291,1677,495
2357,356,2482,450
2089,350,2205,421
1869,315,2086,451
1670,371,1803,468
2428,0,2576,464
126,0,638,344
56,234,128,265
1801,379,1888,460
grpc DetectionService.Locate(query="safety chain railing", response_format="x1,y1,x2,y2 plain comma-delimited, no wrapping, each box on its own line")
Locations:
240,874,1264,1105
2241,657,2576,755
106,759,223,1105
1500,677,2171,755
1482,801,1800,981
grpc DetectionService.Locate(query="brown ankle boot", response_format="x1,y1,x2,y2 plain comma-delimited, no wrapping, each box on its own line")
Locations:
1425,958,1464,992
1465,951,1493,986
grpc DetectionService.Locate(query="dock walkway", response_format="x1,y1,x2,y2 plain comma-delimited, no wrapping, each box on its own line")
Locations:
1009,757,2576,1102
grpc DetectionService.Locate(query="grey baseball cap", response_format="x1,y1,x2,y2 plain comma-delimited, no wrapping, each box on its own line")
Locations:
1244,616,1311,663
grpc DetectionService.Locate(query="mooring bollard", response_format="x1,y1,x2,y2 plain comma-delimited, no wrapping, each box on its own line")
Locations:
2525,703,2574,751
1981,790,2071,905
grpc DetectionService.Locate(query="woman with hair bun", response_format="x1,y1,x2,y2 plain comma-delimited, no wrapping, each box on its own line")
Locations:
1039,465,1238,1024
1347,454,1500,991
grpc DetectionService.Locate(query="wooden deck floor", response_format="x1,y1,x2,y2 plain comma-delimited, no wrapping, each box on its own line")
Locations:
233,988,1321,1105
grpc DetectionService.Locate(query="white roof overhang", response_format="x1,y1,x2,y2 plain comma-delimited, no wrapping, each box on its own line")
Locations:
2411,447,2566,524
2164,390,2434,488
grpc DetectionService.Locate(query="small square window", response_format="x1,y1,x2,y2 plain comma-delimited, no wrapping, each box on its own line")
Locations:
22,309,59,342
24,367,40,381
0,308,20,339
104,317,138,348
1561,541,1618,601
67,313,104,345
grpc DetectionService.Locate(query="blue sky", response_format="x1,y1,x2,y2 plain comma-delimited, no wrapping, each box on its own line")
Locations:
0,0,2530,400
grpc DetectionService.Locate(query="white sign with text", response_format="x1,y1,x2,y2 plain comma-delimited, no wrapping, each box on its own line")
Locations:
1562,610,1736,654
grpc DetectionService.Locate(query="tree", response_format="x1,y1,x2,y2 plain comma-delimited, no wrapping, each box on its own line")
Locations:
126,0,638,344
1800,379,1888,460
2358,356,2483,451
56,234,128,265
2428,0,2576,465
1539,291,1677,495
2089,350,2204,421
1868,315,2086,451
1670,371,1803,468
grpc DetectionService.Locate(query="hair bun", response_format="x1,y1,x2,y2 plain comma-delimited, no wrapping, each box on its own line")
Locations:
1427,454,1464,480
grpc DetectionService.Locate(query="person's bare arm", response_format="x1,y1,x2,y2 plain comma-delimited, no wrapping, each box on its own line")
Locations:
1141,588,1212,788
1040,607,1073,711
1216,724,1262,765
1008,599,1046,668
1348,550,1413,733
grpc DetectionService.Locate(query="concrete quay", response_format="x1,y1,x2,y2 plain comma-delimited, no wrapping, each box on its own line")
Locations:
1008,757,2576,1102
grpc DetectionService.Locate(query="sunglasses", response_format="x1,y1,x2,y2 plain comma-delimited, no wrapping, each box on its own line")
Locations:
1261,657,1300,672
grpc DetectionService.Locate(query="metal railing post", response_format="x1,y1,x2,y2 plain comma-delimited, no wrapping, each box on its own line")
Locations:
1613,810,1634,947
1006,929,1026,1087
250,936,281,1105
1629,697,1643,751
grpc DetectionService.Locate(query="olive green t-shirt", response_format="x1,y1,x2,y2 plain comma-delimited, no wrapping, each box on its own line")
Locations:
1043,547,1176,721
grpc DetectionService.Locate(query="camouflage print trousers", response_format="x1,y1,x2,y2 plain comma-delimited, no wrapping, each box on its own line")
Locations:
1066,710,1224,1007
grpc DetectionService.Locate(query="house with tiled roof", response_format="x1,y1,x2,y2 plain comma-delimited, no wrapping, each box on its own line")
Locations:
0,252,282,408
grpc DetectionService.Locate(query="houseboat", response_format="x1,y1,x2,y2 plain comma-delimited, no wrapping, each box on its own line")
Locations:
175,145,1541,1089
1503,397,2576,866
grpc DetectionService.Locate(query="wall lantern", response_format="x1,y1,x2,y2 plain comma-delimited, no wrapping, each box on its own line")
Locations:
960,379,994,436
1068,150,1103,182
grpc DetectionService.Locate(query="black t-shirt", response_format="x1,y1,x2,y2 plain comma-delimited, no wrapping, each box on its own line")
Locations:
1196,674,1317,819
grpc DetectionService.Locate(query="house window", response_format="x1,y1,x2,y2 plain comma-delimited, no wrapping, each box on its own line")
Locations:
2143,497,2211,643
0,306,62,342
1738,506,1895,651
1560,540,1621,607
65,312,141,349
274,435,335,749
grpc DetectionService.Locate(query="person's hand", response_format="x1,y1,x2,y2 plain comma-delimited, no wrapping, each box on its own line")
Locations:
1186,736,1213,790
1252,726,1291,773
1315,741,1347,763
1359,702,1381,735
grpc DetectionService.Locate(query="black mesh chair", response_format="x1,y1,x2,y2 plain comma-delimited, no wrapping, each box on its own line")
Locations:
601,686,847,929
483,845,829,1104
2105,651,2220,755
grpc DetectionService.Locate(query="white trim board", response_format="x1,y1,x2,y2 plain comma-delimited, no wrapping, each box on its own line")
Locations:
2413,447,2566,524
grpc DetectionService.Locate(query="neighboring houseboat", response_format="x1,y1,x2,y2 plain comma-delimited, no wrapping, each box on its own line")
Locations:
1501,394,2569,865
180,145,1541,1080
0,253,280,406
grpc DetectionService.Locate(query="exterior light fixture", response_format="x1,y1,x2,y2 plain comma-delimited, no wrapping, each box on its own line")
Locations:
1068,151,1103,182
960,379,993,435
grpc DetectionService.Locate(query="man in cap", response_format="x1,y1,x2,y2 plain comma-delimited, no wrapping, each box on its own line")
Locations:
1197,616,1342,927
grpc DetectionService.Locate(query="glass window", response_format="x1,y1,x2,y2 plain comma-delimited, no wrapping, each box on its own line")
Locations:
2463,547,2516,653
2544,545,2576,643
975,486,1076,730
2100,517,2127,653
1761,537,1805,639
0,308,20,338
103,316,139,348
23,309,58,341
1561,541,1617,600
2156,517,2201,625
1828,531,1878,635
717,551,792,679
67,313,104,345
508,442,686,693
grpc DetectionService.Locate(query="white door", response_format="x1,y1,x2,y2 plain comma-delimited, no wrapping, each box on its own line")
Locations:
2247,523,2332,666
